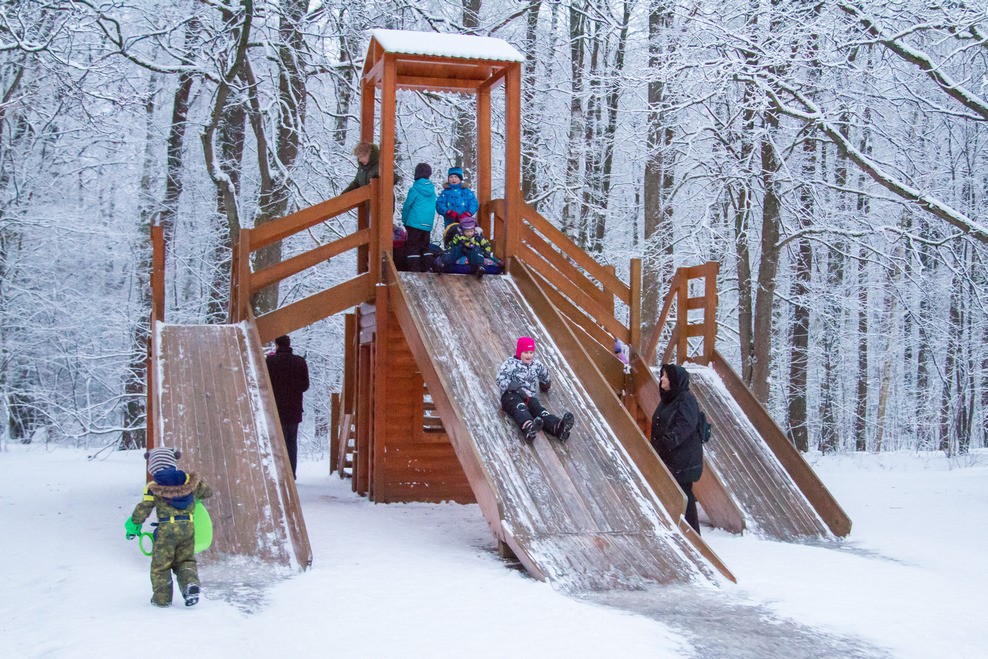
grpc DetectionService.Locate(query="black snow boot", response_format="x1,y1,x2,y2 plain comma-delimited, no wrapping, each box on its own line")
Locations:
183,583,200,607
475,265,485,280
555,412,575,442
521,417,543,443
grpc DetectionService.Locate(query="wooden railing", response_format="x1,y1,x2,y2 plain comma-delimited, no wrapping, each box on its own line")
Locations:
229,180,381,343
642,261,719,367
491,199,641,357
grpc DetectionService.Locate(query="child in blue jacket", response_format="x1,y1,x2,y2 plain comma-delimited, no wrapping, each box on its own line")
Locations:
436,167,479,228
401,162,437,272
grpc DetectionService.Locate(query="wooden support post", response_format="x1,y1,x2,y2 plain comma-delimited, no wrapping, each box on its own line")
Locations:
379,56,396,260
676,274,688,363
503,63,522,260
629,258,642,354
703,262,719,364
369,178,382,284
330,393,340,475
235,228,252,322
371,285,389,500
478,87,492,238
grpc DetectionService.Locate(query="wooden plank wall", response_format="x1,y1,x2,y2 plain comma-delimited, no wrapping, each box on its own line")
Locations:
372,305,474,504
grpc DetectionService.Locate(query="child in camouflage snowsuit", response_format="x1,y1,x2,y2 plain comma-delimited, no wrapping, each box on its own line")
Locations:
496,336,575,443
125,446,213,607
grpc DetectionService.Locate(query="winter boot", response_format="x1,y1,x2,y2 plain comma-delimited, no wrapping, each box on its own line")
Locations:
521,417,543,443
183,583,201,607
555,412,575,443
475,265,485,280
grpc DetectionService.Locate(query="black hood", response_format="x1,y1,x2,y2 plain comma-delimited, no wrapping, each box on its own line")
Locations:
660,363,690,400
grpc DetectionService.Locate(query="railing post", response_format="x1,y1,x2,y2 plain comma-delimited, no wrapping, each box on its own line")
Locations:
703,262,720,364
629,258,641,354
234,228,252,322
676,273,689,363
369,178,381,283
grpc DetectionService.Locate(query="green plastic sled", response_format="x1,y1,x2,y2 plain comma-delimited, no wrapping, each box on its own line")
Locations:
193,499,213,554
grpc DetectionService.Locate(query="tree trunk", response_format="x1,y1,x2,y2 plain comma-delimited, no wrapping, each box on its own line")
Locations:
854,251,868,451
641,0,676,346
251,0,309,315
521,1,542,205
121,77,158,450
750,107,782,406
561,1,587,235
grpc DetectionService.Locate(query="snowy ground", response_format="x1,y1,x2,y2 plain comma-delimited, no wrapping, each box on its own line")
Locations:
0,445,984,658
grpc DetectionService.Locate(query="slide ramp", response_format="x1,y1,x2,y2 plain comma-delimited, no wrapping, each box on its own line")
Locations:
153,322,311,570
392,269,729,592
686,360,851,541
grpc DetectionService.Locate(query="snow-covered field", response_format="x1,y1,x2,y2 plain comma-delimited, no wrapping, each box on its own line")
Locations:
0,445,984,658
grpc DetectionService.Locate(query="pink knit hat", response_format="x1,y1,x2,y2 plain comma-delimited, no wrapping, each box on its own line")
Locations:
515,336,535,358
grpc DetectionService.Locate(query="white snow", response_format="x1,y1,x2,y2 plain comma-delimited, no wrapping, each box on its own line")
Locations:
370,29,524,63
1,445,985,658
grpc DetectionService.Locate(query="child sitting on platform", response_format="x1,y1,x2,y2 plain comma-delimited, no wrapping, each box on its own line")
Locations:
496,336,575,444
438,214,494,279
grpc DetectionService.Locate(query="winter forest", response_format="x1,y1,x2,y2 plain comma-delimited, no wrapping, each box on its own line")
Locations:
1,0,985,459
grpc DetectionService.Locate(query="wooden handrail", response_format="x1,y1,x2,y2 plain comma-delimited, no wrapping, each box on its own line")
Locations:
251,229,371,292
520,203,632,303
642,261,719,367
642,270,681,365
249,186,371,250
229,180,380,324
492,199,635,353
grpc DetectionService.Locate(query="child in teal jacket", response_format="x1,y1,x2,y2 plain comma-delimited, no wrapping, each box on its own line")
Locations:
401,162,437,272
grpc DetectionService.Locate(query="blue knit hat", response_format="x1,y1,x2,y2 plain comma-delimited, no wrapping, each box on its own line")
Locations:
447,167,464,180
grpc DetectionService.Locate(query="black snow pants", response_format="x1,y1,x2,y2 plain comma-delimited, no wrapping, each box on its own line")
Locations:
500,391,563,435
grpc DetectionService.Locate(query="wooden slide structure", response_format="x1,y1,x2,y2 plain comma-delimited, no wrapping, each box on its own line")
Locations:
148,316,312,570
141,30,848,582
389,261,731,590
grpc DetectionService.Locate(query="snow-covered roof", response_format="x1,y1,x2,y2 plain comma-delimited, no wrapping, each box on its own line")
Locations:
370,29,524,63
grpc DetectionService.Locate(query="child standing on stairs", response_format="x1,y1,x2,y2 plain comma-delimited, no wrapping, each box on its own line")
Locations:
124,446,213,607
496,336,575,444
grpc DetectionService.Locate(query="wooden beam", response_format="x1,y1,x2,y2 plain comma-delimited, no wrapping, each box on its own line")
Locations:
503,63,522,260
254,274,373,344
477,87,492,235
519,242,629,341
249,187,370,250
521,204,631,302
378,60,396,269
521,225,611,311
151,225,165,322
395,77,481,92
250,228,371,292
629,258,642,355
642,272,680,365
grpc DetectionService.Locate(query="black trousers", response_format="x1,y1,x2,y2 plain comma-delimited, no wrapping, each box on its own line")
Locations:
404,227,432,272
282,421,299,479
500,391,562,434
678,480,699,535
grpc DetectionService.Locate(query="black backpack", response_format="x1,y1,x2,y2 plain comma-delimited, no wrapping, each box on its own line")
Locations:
697,410,712,444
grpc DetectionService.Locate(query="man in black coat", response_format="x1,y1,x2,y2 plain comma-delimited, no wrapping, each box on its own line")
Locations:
266,335,310,479
650,363,704,535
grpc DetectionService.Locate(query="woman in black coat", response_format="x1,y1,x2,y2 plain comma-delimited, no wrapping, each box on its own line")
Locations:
650,363,703,535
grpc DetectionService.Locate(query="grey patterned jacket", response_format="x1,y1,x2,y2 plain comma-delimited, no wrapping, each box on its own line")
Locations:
496,356,551,398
